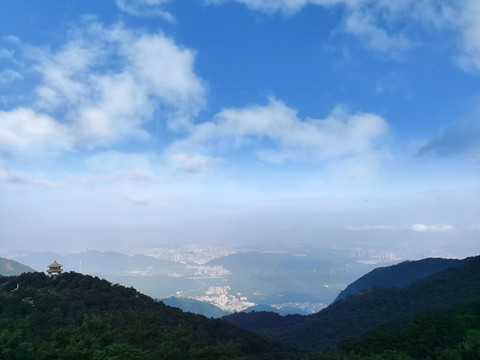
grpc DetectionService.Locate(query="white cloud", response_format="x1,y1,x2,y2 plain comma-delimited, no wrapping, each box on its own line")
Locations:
208,0,417,53
0,108,72,156
346,224,399,231
86,151,157,172
208,0,480,70
457,0,480,71
115,0,174,21
0,21,205,156
343,9,410,53
347,223,455,232
80,168,165,186
75,167,171,206
171,97,388,163
0,69,22,83
410,224,454,232
205,0,314,14
118,192,151,205
172,154,224,173
0,47,13,59
416,117,480,159
0,168,63,188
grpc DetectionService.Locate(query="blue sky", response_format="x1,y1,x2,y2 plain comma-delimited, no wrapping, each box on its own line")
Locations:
0,0,479,255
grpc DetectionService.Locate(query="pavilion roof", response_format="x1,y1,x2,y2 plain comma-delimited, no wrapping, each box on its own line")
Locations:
48,260,63,268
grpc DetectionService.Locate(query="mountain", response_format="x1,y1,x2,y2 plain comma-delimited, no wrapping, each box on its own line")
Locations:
334,256,471,302
0,257,35,276
223,255,480,351
337,297,480,359
7,250,204,300
9,250,180,274
0,271,297,359
9,249,397,313
160,297,228,318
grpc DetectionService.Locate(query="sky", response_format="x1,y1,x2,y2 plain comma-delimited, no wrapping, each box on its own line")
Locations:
0,0,479,255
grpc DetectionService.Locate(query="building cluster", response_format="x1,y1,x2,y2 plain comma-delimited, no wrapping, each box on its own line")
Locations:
146,245,234,264
194,286,255,312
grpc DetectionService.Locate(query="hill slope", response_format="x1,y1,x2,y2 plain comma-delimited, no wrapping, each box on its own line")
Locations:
0,272,297,359
334,256,470,302
0,257,35,276
224,255,480,351
337,297,480,359
160,297,228,318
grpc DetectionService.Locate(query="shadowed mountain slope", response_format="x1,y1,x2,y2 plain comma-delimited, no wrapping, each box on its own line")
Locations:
334,256,471,302
223,255,480,351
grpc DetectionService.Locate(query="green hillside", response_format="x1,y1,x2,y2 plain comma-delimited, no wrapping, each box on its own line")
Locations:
0,272,298,359
224,255,480,351
0,257,35,276
335,297,480,359
2,257,478,359
334,256,470,302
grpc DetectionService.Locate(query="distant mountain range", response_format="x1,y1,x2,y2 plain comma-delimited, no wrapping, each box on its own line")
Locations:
7,250,180,274
0,257,35,276
5,250,201,300
6,248,395,313
223,255,480,351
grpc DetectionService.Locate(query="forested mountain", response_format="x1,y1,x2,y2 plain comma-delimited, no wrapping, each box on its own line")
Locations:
336,297,480,359
335,256,471,302
0,257,35,276
223,255,480,351
1,256,478,359
0,272,298,359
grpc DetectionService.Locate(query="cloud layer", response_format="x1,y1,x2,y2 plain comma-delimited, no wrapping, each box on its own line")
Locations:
347,223,455,232
116,0,174,21
208,0,480,70
0,20,205,157
171,98,388,164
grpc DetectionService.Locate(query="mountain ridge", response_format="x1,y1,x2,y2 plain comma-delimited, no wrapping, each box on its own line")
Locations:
334,256,472,302
223,255,480,351
0,257,35,276
0,271,298,359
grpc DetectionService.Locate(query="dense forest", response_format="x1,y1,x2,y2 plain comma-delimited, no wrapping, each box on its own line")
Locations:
0,271,298,359
334,256,471,302
224,256,480,353
1,256,479,359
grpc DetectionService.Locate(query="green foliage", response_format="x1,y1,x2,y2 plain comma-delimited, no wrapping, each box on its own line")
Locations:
1,257,478,360
334,257,470,302
0,271,297,359
338,298,480,359
224,256,480,352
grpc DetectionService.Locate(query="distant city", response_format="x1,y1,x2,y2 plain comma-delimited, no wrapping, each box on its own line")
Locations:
3,244,466,314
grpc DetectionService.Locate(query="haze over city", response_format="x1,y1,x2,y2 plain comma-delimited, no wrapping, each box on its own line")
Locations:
0,0,479,257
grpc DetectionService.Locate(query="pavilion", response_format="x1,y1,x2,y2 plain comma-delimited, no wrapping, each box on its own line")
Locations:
47,260,63,277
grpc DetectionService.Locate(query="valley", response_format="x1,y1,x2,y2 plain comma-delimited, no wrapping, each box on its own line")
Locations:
3,245,460,315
